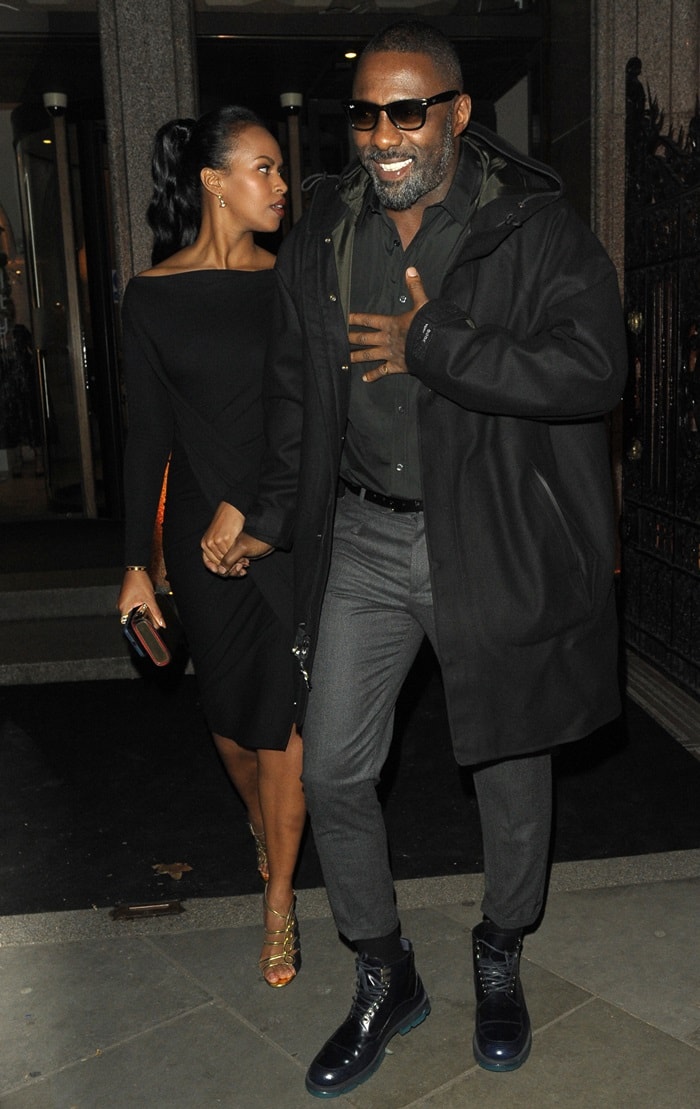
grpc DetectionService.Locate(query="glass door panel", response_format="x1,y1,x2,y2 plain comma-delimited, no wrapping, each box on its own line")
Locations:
17,120,98,515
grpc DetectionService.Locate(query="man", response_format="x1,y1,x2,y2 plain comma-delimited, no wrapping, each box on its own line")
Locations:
218,20,627,1099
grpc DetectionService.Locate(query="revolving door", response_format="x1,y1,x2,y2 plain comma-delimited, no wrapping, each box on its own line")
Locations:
12,106,123,518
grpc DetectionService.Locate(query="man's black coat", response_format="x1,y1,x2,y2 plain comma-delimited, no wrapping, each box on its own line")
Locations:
247,124,629,766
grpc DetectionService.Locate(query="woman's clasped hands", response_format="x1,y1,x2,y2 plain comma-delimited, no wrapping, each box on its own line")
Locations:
201,500,247,574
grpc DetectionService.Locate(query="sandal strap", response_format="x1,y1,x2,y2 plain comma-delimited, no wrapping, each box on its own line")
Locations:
248,823,269,882
259,892,300,973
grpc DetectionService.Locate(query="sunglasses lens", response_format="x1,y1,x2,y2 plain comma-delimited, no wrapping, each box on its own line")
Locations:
347,103,378,130
388,101,425,130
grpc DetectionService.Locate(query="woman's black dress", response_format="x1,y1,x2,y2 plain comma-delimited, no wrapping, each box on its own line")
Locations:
121,270,294,749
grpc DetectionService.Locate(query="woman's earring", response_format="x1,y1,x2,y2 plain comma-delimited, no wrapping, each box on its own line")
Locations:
217,193,226,209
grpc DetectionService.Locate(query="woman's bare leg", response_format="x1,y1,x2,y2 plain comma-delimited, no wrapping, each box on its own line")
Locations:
258,726,306,985
212,731,264,841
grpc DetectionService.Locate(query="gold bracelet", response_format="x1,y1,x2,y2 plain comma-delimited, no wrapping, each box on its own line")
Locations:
125,565,147,572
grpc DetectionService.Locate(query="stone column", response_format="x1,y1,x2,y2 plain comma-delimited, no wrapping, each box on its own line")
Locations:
97,0,198,295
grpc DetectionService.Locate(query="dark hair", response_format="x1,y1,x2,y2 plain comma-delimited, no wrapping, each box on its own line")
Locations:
359,21,462,92
147,105,265,264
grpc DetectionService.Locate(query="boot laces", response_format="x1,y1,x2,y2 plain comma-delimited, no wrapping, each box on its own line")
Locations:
476,939,521,996
350,962,390,1021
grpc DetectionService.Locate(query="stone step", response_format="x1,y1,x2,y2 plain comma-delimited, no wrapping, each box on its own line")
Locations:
0,521,161,683
0,566,194,682
0,614,139,684
0,571,121,620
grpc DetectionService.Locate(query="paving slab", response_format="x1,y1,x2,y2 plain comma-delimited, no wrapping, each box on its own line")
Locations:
0,937,211,1092
417,998,700,1109
525,876,700,1043
0,1004,311,1109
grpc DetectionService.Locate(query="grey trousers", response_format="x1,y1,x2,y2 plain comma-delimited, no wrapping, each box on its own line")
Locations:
302,492,552,942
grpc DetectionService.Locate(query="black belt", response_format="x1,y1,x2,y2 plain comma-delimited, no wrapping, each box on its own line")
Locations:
342,479,423,513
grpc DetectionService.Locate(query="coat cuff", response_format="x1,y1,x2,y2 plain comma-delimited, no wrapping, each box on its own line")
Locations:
244,506,292,551
407,300,476,369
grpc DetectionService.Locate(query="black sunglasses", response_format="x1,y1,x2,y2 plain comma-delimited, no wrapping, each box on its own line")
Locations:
342,90,459,132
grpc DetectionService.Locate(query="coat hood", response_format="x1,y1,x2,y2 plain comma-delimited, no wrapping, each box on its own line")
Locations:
303,122,563,248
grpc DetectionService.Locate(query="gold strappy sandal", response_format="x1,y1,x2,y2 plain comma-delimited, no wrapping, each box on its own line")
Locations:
259,890,301,988
248,823,269,883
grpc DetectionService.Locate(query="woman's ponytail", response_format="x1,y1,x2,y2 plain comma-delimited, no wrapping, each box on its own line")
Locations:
147,118,199,265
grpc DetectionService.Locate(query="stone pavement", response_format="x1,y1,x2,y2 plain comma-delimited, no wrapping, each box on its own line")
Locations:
1,851,698,1108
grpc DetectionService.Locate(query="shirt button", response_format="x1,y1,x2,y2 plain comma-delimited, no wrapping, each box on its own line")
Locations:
340,364,349,372
324,237,331,243
396,463,404,472
399,295,407,304
329,293,337,302
397,405,405,414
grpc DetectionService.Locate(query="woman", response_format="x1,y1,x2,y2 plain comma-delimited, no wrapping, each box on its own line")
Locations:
117,106,305,988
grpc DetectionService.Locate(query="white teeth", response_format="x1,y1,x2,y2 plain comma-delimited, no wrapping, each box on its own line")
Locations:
379,159,412,172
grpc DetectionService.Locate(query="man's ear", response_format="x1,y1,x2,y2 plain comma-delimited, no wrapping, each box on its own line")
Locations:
453,94,472,136
200,167,222,197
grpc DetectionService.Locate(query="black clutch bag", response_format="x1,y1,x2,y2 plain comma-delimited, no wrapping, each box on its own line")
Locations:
123,603,171,667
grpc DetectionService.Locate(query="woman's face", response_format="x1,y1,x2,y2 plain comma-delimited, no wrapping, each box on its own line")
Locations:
217,124,287,233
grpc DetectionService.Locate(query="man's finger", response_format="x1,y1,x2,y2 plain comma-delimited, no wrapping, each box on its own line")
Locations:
351,345,387,363
220,534,274,571
362,364,393,383
220,542,247,570
348,313,381,330
405,266,429,309
348,328,385,347
228,559,250,576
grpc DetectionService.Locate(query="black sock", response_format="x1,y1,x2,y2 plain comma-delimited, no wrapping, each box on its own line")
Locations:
483,916,523,939
355,926,403,964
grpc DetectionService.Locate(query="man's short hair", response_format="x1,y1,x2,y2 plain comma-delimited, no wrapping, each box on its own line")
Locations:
360,21,463,92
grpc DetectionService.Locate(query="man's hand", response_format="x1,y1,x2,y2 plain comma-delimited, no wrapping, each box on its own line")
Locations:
201,500,246,573
218,532,275,577
348,267,428,383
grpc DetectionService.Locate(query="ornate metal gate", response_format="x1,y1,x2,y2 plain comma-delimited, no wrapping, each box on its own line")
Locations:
622,58,700,697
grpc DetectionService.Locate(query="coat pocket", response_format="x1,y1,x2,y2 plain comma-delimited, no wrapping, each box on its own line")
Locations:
530,463,599,612
462,455,602,647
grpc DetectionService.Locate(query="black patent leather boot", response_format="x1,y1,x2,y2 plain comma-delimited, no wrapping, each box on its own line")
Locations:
305,938,430,1098
472,920,532,1071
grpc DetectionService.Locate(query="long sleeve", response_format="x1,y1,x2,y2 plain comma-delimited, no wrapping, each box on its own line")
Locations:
121,288,173,565
245,268,304,549
406,201,628,421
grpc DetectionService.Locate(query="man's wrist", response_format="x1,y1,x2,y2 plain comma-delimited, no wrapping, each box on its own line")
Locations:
407,300,476,366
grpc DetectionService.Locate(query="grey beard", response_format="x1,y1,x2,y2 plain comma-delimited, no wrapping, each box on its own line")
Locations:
362,109,454,211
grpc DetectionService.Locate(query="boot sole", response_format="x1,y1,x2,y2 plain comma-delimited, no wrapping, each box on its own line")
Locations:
305,993,431,1099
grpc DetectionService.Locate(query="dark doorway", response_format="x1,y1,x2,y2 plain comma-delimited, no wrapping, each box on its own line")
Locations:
196,22,545,183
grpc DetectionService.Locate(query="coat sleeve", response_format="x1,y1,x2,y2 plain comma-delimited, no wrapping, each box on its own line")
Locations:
405,201,628,420
244,263,304,550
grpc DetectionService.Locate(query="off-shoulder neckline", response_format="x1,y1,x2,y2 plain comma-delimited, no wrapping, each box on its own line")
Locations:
132,268,274,279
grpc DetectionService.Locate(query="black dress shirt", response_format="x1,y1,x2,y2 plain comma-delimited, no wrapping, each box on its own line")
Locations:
341,145,482,499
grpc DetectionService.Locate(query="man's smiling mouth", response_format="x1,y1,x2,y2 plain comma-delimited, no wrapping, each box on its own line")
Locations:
374,158,413,175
